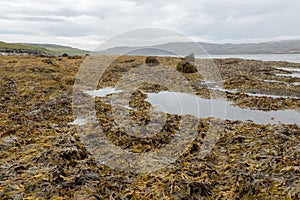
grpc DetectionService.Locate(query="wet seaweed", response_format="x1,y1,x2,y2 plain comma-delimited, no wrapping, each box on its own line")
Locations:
0,55,300,199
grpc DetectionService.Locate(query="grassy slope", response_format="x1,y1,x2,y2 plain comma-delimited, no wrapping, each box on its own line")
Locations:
0,41,89,55
0,41,52,53
23,43,89,55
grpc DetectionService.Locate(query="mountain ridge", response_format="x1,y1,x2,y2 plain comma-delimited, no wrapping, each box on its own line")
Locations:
1,40,300,56
100,40,300,55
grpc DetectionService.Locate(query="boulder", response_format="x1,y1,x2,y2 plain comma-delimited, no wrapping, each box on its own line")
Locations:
184,53,195,62
42,59,54,65
176,60,198,73
62,53,68,57
145,56,160,66
68,55,82,59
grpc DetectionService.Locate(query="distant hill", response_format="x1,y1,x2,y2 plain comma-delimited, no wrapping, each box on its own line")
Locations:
23,43,89,55
201,40,300,54
2,40,300,56
0,41,89,55
99,40,300,55
0,41,52,55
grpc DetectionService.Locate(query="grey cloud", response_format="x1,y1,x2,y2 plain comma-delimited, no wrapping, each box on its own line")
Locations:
0,0,299,50
19,17,64,22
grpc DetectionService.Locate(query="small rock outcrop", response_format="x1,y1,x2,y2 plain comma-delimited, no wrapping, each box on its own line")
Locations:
62,53,68,57
0,49,48,56
68,55,82,59
145,56,160,66
184,53,195,62
41,59,54,65
176,60,198,73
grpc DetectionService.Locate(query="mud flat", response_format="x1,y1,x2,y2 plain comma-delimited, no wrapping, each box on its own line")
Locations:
0,55,300,199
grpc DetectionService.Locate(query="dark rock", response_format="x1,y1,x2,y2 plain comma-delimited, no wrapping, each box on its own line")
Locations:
122,59,135,63
145,56,160,66
176,60,198,73
68,55,82,59
184,53,195,62
48,54,56,58
42,59,54,65
0,48,48,56
62,53,68,57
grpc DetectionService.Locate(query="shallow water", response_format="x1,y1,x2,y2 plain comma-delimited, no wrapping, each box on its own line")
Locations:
274,67,300,78
207,84,299,99
208,87,238,93
276,73,300,78
262,79,300,86
196,54,300,63
275,67,300,72
75,87,300,126
69,118,88,125
85,87,123,97
145,91,300,125
245,92,300,99
291,82,300,86
262,79,284,84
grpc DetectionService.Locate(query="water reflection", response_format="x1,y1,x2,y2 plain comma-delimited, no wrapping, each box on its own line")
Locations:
85,87,123,97
146,91,300,125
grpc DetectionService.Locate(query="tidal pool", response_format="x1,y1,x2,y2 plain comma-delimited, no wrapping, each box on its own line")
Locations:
276,73,300,78
274,67,300,78
145,91,300,125
262,79,285,84
291,82,300,86
207,84,299,99
69,118,88,126
275,67,300,72
85,87,123,97
74,87,300,126
244,92,300,99
261,79,300,86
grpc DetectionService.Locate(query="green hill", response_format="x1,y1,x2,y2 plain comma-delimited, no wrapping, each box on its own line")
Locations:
0,41,52,54
24,43,89,55
0,41,89,55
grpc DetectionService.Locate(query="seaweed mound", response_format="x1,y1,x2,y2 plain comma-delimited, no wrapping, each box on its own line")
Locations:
145,56,160,66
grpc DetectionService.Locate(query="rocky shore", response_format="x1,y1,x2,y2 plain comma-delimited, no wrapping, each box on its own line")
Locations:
0,49,50,56
0,55,299,199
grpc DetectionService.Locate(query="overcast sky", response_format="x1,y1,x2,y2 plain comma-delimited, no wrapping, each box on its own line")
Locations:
0,0,300,50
